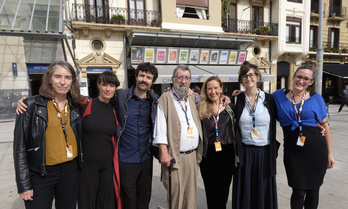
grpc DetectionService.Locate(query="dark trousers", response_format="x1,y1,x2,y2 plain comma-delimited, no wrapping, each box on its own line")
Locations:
25,158,79,209
338,100,348,112
78,154,115,209
200,144,235,209
119,156,153,209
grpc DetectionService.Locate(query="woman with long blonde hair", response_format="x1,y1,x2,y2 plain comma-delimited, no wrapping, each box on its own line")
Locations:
197,76,236,209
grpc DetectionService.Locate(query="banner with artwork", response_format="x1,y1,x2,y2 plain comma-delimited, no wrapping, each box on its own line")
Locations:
156,48,166,63
168,49,178,64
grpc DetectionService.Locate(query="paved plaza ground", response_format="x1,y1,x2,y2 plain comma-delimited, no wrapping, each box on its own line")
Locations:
1,104,347,209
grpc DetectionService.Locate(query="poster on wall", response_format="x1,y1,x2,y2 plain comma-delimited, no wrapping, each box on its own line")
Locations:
168,48,178,64
210,50,219,64
200,49,210,64
237,51,247,64
156,48,166,63
228,50,238,64
189,49,199,64
219,50,228,64
144,48,155,62
179,49,189,63
131,46,143,63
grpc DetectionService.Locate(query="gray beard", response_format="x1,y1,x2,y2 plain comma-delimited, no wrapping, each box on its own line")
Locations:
173,83,189,99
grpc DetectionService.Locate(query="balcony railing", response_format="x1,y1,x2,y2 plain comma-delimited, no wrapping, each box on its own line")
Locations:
309,42,348,54
222,18,278,36
71,4,161,26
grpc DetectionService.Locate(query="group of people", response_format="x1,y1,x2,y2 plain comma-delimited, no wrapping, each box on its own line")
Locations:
14,60,335,209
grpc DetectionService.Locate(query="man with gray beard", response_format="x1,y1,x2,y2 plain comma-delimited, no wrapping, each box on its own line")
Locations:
153,65,203,209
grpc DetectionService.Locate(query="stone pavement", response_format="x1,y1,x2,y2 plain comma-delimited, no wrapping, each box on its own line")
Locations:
1,104,347,209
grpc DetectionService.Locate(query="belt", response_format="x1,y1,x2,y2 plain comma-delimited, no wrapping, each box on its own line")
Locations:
180,149,195,154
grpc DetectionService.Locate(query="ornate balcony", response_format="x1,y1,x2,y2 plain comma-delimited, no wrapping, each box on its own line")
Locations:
71,4,161,27
221,18,278,36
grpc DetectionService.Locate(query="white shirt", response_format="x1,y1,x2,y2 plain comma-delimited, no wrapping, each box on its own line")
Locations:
153,91,199,152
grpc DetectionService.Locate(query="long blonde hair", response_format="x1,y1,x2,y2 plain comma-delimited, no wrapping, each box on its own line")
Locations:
197,76,223,120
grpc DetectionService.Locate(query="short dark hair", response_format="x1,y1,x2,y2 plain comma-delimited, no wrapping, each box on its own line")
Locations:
97,71,120,87
135,62,158,83
238,61,262,83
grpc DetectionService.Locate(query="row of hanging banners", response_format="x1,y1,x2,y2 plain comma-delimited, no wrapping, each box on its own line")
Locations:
131,46,247,65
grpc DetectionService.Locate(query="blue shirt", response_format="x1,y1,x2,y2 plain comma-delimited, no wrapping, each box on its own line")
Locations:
118,90,152,163
273,89,327,131
238,90,271,146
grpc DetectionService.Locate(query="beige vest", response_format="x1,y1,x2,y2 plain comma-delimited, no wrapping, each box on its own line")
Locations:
158,92,203,169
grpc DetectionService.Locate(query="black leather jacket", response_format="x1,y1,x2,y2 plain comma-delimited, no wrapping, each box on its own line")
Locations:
13,95,83,194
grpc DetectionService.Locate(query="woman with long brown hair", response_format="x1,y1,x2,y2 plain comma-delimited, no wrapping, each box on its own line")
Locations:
14,60,85,209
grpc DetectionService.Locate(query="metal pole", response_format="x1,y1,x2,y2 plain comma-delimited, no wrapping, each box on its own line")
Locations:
316,0,324,95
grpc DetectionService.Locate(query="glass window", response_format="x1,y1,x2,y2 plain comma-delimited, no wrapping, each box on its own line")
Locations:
286,17,301,44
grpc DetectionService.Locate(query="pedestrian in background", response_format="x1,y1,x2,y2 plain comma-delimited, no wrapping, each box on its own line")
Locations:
13,60,85,209
197,76,236,209
337,85,348,113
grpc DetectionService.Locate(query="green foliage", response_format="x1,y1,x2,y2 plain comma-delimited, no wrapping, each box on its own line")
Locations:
111,14,126,24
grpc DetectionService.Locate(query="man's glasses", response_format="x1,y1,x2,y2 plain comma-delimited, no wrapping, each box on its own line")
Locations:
175,76,191,81
294,75,313,83
241,73,257,80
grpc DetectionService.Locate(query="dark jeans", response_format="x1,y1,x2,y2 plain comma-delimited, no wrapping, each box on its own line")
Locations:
119,156,153,209
25,158,79,209
338,100,348,112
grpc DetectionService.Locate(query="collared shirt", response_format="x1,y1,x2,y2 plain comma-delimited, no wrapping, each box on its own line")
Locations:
118,89,152,163
239,90,270,146
153,90,199,152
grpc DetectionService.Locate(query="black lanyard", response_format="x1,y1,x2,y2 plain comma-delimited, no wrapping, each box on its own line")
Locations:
212,102,222,141
172,90,190,127
290,90,306,136
52,99,69,147
244,91,259,130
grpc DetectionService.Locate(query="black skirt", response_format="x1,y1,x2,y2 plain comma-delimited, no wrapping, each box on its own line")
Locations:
232,144,278,209
282,125,328,190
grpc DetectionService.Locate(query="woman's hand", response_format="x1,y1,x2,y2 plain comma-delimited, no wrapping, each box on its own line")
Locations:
16,96,28,115
220,95,231,106
327,153,335,169
317,123,326,136
232,90,243,97
20,190,33,201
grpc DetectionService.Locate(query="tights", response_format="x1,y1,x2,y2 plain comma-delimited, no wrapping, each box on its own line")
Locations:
290,188,320,209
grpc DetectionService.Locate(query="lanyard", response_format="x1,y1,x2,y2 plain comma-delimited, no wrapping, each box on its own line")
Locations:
212,102,222,141
172,90,190,127
244,91,259,130
290,90,306,136
52,99,69,147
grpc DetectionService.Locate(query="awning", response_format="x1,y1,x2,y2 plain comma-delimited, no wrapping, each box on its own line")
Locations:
195,65,275,82
128,31,254,52
0,0,63,36
323,64,348,79
132,65,214,84
132,65,275,84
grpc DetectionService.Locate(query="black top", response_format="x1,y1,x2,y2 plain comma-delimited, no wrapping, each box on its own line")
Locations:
206,109,234,145
201,103,235,157
82,97,116,144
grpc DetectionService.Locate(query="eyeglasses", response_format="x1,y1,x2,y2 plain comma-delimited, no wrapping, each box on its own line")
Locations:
241,73,257,80
294,75,313,83
175,76,191,81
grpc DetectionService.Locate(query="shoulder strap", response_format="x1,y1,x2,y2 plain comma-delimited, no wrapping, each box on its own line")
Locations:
225,104,236,139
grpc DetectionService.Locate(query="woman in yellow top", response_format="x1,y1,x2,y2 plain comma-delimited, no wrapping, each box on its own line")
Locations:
13,61,85,209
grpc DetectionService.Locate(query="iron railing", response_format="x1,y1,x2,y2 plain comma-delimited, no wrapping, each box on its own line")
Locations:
309,42,348,53
72,4,161,26
222,18,278,36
